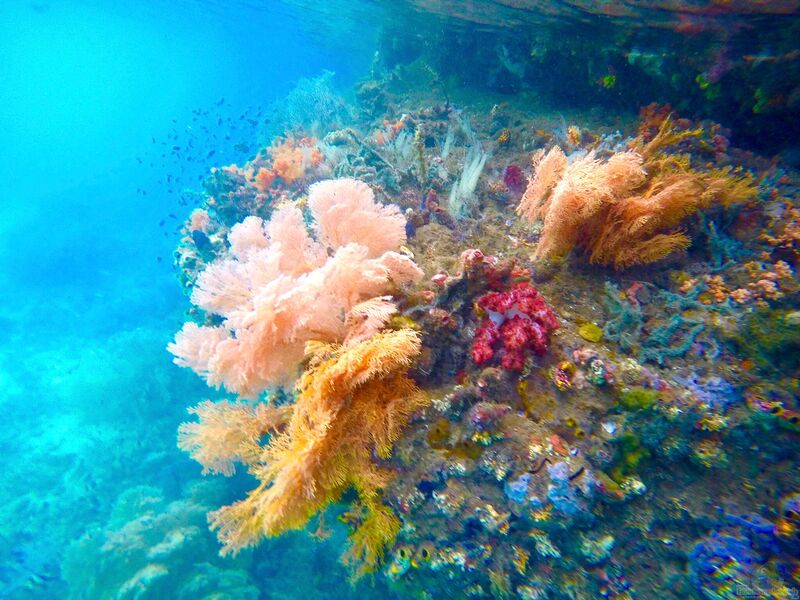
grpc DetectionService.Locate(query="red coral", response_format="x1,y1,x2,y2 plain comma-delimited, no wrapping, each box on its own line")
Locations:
471,282,558,370
471,320,500,364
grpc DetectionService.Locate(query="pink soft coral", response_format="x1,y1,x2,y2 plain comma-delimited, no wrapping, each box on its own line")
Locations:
168,178,423,398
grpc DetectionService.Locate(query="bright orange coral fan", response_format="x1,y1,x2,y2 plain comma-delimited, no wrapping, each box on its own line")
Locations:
167,178,423,397
202,329,427,573
517,117,757,269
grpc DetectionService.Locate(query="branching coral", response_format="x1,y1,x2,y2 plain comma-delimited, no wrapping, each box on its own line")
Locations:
517,117,757,268
268,136,323,185
204,329,427,574
177,400,291,476
221,136,324,195
168,178,423,397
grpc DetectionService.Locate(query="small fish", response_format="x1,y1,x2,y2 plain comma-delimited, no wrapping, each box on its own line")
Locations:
568,466,585,481
159,220,165,227
168,213,177,219
24,571,55,589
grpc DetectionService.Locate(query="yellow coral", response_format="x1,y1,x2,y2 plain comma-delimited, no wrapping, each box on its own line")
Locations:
207,329,427,575
341,496,402,580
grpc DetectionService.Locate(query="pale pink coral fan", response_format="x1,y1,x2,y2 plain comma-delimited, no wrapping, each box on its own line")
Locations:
308,178,407,255
168,178,422,398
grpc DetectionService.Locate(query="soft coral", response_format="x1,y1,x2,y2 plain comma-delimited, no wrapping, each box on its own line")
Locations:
471,282,559,370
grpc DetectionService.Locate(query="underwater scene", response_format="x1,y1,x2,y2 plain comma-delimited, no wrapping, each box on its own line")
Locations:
2,0,800,598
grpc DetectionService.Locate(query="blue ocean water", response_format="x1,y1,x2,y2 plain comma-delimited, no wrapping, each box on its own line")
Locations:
0,1,382,597
2,0,800,599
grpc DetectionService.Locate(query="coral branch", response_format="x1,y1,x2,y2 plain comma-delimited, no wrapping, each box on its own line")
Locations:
207,329,427,573
517,119,756,269
178,400,291,476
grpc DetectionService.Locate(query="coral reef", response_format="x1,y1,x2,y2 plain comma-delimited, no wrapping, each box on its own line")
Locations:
62,483,259,600
161,64,800,600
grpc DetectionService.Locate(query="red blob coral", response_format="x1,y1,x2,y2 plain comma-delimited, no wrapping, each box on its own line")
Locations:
504,164,526,194
471,282,559,370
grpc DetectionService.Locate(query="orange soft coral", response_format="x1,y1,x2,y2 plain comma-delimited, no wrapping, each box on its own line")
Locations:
517,118,757,269
168,178,422,397
204,329,426,574
268,136,322,184
253,167,276,193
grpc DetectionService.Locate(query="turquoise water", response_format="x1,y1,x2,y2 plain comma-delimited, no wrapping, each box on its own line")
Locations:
0,2,378,597
2,1,799,598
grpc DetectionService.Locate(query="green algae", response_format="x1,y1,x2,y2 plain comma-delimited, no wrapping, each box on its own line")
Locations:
609,432,650,484
728,308,800,374
618,387,660,411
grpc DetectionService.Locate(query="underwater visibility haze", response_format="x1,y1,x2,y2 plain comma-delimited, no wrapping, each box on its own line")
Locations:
2,0,800,598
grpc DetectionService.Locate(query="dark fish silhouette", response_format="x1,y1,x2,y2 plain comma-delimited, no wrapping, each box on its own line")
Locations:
192,230,212,251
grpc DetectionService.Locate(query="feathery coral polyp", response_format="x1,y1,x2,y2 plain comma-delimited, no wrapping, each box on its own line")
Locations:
177,400,290,476
168,178,422,397
206,329,427,572
517,118,757,269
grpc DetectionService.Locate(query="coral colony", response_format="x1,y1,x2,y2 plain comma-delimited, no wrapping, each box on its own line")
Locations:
166,71,800,599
